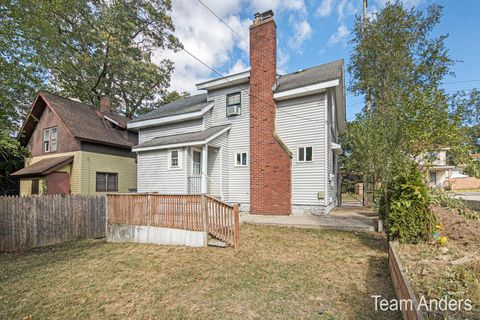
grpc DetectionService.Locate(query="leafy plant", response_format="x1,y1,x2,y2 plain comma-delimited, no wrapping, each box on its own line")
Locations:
429,187,480,220
381,163,437,243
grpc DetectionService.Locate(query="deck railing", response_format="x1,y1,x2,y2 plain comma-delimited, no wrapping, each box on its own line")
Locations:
108,194,203,231
204,195,239,248
107,194,239,247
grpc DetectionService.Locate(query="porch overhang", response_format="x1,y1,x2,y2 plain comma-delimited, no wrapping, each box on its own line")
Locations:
331,142,343,155
11,156,74,178
132,125,231,153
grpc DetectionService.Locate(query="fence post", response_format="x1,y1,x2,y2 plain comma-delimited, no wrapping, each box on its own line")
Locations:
233,203,239,249
201,195,208,246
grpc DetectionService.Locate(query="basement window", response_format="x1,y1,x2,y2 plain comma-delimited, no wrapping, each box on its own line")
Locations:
226,92,241,117
96,172,118,192
235,152,248,166
297,147,313,162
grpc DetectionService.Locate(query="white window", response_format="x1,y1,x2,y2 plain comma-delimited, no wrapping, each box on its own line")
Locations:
51,127,57,151
43,129,50,152
168,149,182,169
43,127,58,153
235,152,248,166
297,147,313,162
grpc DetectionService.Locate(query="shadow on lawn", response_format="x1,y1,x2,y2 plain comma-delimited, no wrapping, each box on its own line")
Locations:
0,239,106,281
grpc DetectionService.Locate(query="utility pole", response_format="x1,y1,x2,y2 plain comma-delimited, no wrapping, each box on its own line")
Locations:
363,0,371,113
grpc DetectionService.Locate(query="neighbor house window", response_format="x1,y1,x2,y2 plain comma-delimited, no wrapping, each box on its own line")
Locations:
429,172,436,185
226,92,241,116
297,147,313,162
31,179,39,195
169,150,181,169
235,152,248,166
96,172,118,192
43,127,57,153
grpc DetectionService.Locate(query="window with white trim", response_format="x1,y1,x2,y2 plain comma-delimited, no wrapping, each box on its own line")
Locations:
43,127,58,153
169,149,182,169
235,152,248,166
297,147,313,162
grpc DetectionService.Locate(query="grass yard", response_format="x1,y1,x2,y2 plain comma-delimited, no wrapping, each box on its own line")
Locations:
0,225,400,319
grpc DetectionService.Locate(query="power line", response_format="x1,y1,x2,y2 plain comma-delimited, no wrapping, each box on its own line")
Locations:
180,48,320,123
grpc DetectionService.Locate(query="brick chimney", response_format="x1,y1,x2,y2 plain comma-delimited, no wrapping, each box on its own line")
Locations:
249,10,291,215
99,95,111,113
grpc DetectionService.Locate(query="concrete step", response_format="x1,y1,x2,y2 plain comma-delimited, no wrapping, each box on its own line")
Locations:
207,238,227,248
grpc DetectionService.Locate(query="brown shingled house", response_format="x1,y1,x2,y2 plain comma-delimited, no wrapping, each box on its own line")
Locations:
12,92,138,195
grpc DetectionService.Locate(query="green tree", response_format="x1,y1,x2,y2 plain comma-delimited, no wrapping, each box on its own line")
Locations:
3,0,181,118
344,2,465,241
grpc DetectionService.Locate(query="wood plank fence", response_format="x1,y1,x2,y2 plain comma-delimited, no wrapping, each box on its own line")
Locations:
108,194,239,248
0,195,106,252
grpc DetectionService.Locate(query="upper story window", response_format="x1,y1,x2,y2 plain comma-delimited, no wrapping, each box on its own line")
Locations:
43,127,57,153
235,152,248,166
297,146,313,162
226,92,241,117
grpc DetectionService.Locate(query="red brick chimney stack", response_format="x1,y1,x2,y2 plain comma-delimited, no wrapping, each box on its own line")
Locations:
99,95,111,113
249,10,292,215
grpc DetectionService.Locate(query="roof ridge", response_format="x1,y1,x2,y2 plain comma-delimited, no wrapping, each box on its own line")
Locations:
279,59,344,78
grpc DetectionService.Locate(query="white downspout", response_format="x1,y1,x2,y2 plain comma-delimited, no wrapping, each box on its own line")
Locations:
324,92,329,208
201,143,209,194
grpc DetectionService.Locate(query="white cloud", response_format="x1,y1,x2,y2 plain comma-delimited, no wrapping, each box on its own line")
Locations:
288,18,313,52
277,47,290,74
316,0,334,17
337,0,357,22
228,59,249,74
154,0,250,93
328,24,349,45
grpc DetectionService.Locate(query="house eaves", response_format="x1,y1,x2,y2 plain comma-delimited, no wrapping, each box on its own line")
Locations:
132,125,231,152
127,102,214,129
196,70,250,91
273,79,340,101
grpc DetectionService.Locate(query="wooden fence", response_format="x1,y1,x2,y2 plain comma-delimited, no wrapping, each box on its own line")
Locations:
0,195,106,252
107,194,239,248
389,241,424,320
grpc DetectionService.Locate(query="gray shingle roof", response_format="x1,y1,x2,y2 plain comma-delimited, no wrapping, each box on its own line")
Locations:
274,59,343,93
134,125,230,150
130,93,209,123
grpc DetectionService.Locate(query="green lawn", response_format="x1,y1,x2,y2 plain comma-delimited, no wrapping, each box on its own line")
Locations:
0,225,400,319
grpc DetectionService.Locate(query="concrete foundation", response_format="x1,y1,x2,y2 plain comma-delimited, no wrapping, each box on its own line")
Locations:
107,223,207,247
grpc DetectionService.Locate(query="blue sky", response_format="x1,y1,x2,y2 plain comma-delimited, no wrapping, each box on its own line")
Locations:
159,0,480,121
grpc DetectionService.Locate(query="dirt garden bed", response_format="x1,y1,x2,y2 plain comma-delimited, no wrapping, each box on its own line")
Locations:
398,206,480,319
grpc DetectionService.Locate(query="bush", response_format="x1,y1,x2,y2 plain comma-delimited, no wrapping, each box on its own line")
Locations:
380,164,437,243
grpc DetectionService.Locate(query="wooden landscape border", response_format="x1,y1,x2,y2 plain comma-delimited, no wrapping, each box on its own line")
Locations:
388,241,424,320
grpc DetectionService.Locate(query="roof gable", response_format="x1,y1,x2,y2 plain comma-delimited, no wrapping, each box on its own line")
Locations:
20,92,137,149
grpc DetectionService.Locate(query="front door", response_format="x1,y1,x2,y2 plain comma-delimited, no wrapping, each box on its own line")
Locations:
189,149,202,194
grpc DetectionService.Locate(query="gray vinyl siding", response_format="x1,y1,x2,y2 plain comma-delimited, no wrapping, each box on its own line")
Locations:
276,94,327,206
136,147,187,193
207,146,221,196
208,84,250,204
203,109,213,130
210,131,229,201
138,119,203,144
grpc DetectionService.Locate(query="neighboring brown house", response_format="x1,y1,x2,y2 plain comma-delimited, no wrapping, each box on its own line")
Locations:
12,92,138,195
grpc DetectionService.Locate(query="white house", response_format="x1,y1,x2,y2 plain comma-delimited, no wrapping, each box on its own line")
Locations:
128,10,346,215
